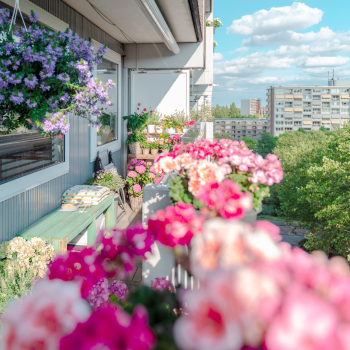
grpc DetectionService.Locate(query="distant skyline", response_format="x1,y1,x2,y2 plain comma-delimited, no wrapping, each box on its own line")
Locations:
212,0,350,108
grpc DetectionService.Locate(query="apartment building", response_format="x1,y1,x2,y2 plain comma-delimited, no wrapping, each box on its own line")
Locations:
267,86,350,136
241,98,261,117
214,118,270,140
260,106,268,116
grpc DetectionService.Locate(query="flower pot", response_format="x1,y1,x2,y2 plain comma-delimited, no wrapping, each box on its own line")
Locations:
129,142,142,155
156,126,163,134
151,149,159,156
183,127,189,133
240,205,262,225
142,148,150,155
168,127,176,134
161,149,169,154
130,194,143,212
147,125,156,133
176,126,183,133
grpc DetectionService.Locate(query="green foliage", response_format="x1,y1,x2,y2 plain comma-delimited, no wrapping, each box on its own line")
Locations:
273,127,350,257
123,111,149,132
298,127,306,133
146,110,161,126
256,132,278,158
126,130,147,146
169,175,203,210
85,170,125,191
240,136,258,151
126,286,180,350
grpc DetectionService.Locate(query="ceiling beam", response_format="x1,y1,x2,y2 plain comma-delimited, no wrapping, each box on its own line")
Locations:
188,0,203,42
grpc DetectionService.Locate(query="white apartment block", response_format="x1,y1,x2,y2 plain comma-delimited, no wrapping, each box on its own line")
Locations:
241,99,261,117
267,86,350,136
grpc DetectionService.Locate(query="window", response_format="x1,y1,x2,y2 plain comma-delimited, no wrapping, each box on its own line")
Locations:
294,89,302,93
90,40,121,162
332,95,340,101
285,89,293,94
285,102,293,107
331,89,340,94
276,115,284,119
275,89,284,94
294,121,302,125
276,128,283,131
322,108,331,114
331,109,340,114
342,102,349,106
322,89,330,94
285,121,293,125
276,102,284,106
313,95,321,100
331,102,340,107
285,127,293,131
237,131,241,134
341,108,349,113
304,89,311,94
313,122,320,125
303,102,311,107
313,109,321,114
322,102,330,107
247,131,251,134
313,88,321,93
341,88,349,93
276,121,284,125
276,108,283,112
304,115,312,118
303,95,312,100
303,108,312,113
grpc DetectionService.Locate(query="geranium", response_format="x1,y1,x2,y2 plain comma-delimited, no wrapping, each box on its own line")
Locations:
0,279,91,350
0,9,114,136
151,277,175,293
147,202,205,247
197,179,252,220
60,305,155,350
109,280,129,302
87,278,110,309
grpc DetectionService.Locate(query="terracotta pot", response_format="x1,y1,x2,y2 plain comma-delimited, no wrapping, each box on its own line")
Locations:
130,194,143,212
151,149,159,155
129,142,142,155
142,148,150,155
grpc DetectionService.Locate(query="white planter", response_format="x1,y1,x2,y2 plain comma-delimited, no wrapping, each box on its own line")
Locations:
183,127,189,133
168,127,176,134
156,126,163,134
147,125,156,133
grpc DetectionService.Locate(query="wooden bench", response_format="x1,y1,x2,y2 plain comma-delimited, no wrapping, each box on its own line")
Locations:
17,195,115,253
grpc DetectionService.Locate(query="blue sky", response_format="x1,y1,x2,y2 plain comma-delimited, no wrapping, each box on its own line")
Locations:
212,0,350,107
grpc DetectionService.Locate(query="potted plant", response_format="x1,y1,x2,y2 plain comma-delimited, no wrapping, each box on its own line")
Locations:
126,159,163,211
126,131,146,155
0,9,114,137
146,110,161,133
154,139,284,223
149,141,159,155
140,139,150,155
85,169,125,194
123,103,149,133
183,120,196,133
162,115,177,134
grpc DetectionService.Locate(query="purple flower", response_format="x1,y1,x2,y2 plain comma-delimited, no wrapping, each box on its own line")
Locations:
87,278,109,309
127,171,137,179
4,42,13,56
26,99,37,108
8,74,22,86
39,70,53,79
28,11,39,23
108,280,128,302
24,75,38,89
10,91,24,105
57,73,70,83
133,184,142,194
0,94,4,102
43,113,70,135
40,81,51,92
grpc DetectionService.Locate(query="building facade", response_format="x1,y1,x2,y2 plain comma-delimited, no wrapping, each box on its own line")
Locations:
0,0,215,241
260,106,268,116
241,98,261,117
267,86,350,136
214,118,270,140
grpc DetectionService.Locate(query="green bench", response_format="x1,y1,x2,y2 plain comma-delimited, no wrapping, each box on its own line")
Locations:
17,195,115,253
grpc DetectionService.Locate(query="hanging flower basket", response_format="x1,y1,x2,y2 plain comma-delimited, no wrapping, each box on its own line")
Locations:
0,7,114,136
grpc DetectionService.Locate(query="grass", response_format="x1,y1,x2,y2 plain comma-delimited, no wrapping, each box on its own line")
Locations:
257,215,287,222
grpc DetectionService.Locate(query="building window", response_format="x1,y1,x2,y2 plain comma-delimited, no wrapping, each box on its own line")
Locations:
0,133,64,185
303,95,312,100
285,89,293,94
285,127,293,131
294,88,302,93
285,121,293,125
276,121,284,125
304,89,311,94
322,102,330,107
341,88,349,93
275,127,283,131
331,109,340,114
303,102,311,107
275,89,283,94
341,108,349,113
322,108,331,114
332,102,340,107
342,102,349,106
303,108,312,113
276,115,284,119
313,109,321,114
276,102,284,106
332,95,340,101
322,89,330,94
303,115,312,118
331,89,340,94
294,121,302,125
313,95,321,100
313,122,320,125
285,102,293,107
313,88,321,93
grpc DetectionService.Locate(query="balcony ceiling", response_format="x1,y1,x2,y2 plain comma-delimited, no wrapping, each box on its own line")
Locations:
63,0,197,44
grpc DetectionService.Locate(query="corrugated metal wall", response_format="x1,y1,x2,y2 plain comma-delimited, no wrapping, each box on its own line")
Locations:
0,0,124,241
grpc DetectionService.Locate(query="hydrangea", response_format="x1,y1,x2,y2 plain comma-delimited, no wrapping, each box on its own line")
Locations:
109,280,128,302
127,171,137,179
148,173,156,179
135,165,146,174
133,184,142,194
151,277,175,293
87,278,110,309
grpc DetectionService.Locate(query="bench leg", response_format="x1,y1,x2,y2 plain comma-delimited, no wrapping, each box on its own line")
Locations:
105,201,115,229
87,221,96,246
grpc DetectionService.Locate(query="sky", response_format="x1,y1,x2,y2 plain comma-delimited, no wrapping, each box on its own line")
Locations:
212,0,350,108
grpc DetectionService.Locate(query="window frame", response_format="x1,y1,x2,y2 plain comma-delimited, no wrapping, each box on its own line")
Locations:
0,2,69,203
89,40,122,162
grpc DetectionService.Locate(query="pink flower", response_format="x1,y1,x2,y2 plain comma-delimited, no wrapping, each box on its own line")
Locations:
109,280,129,302
135,165,146,175
184,122,189,126
133,184,142,194
138,102,141,106
1,279,91,350
173,134,180,142
143,108,147,111
130,158,138,165
148,173,156,179
190,121,196,125
149,165,158,175
48,248,106,298
166,139,172,144
150,110,153,114
127,171,137,179
147,202,206,247
154,176,163,185
128,131,132,135
87,278,110,309
151,277,176,293
60,305,155,350
197,179,252,220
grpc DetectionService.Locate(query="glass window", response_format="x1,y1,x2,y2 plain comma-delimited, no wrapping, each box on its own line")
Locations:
304,115,312,118
96,58,118,147
331,109,340,114
284,89,293,94
341,108,349,113
0,132,64,185
341,88,349,93
313,89,321,93
276,102,284,106
322,89,330,94
342,102,349,106
313,109,321,114
276,108,283,112
275,89,283,94
322,108,331,114
322,102,330,107
332,102,340,107
303,95,312,100
303,108,312,113
285,102,293,107
294,89,302,93
303,102,311,106
331,89,340,93
304,89,311,94
313,95,321,100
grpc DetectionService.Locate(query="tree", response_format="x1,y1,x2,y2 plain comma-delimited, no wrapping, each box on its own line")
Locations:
256,132,278,157
298,127,306,133
240,136,258,152
228,102,240,118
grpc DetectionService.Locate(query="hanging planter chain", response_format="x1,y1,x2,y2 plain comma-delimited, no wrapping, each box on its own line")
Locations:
9,0,27,33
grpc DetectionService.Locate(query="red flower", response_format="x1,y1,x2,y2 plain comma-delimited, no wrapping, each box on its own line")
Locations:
150,110,153,114
143,108,147,111
138,103,141,106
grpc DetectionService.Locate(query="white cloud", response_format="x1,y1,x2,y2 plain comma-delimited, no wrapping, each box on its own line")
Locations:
213,53,224,61
228,2,323,36
302,56,350,67
243,27,337,46
230,47,249,54
248,77,286,84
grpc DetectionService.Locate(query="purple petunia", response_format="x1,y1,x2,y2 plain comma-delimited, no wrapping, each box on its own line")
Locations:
26,99,37,108
24,75,38,89
28,11,39,23
10,91,24,105
57,73,70,83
